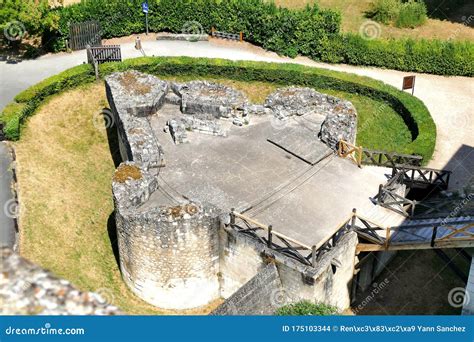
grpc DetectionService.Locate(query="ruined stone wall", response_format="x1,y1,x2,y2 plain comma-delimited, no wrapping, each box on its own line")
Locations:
112,164,221,309
106,71,360,312
107,71,222,310
217,225,358,313
212,264,283,315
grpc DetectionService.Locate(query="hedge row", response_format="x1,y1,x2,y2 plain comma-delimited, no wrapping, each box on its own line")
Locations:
0,57,436,162
48,0,474,76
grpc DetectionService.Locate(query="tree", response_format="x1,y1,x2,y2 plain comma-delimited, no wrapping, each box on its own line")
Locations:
1,0,60,42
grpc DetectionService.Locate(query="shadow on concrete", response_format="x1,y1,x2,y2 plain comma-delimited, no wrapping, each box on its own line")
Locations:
440,144,474,191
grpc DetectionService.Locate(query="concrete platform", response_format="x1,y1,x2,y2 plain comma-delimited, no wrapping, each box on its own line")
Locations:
267,115,332,165
141,104,391,247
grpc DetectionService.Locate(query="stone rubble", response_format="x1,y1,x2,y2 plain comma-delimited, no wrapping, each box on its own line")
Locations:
0,248,122,315
174,80,249,119
263,87,357,148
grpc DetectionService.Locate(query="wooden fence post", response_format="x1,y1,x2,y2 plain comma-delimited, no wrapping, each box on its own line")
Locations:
377,184,383,204
230,208,235,225
239,31,243,42
211,27,215,37
385,227,391,250
267,225,273,247
311,245,317,267
351,208,357,230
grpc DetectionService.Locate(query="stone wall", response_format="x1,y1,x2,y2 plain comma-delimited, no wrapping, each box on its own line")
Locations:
106,71,360,312
212,264,283,315
107,71,223,310
0,248,121,315
262,87,358,149
217,225,358,313
105,71,167,170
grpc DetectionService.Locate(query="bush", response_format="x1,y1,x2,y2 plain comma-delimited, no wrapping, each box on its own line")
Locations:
276,301,339,315
368,0,401,24
396,0,427,28
341,34,473,76
0,57,436,163
47,0,473,76
54,0,341,58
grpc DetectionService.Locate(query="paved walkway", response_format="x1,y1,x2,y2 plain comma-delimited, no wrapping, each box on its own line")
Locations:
0,37,472,247
0,141,15,248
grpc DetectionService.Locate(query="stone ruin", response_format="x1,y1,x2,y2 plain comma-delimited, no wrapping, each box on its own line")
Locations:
105,70,359,312
0,248,121,315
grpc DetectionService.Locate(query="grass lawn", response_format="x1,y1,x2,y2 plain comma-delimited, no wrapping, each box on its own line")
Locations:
16,78,411,314
273,0,474,41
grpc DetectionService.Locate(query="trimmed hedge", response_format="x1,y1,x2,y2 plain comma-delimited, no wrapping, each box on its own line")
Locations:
48,0,474,76
0,57,436,162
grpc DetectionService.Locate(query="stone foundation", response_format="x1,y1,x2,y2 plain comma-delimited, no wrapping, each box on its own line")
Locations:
106,71,359,312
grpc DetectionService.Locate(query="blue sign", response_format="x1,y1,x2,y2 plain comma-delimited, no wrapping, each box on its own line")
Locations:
141,1,149,13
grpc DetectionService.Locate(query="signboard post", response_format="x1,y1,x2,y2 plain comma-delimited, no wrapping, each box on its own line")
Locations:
402,75,416,95
142,1,149,35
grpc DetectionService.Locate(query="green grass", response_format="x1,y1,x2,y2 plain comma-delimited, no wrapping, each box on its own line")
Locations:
273,0,474,41
323,89,411,150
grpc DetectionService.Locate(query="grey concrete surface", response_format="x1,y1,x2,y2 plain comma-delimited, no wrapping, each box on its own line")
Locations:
141,105,388,246
0,142,15,248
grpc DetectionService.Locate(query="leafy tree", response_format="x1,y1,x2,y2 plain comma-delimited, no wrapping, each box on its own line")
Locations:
1,0,60,42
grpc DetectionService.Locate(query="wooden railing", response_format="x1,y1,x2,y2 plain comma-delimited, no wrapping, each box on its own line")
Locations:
337,140,422,168
337,140,363,167
360,149,422,167
374,171,415,217
356,217,474,252
391,165,451,190
211,27,243,42
230,211,318,266
86,45,122,80
87,45,122,64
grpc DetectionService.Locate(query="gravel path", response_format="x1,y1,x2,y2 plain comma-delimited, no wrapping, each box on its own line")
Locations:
0,37,472,247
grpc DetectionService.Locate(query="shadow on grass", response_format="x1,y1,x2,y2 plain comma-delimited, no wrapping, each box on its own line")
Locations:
103,107,122,168
424,0,474,25
107,211,121,270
